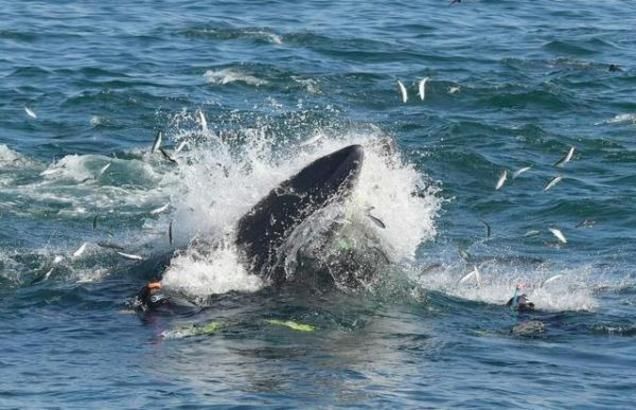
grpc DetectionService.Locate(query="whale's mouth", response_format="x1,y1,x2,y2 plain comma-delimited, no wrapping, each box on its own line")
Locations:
234,144,366,284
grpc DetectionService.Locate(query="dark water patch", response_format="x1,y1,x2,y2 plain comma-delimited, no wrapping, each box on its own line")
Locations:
543,40,599,56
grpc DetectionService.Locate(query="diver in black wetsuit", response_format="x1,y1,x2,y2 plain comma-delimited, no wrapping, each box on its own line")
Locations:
135,279,170,311
506,284,535,312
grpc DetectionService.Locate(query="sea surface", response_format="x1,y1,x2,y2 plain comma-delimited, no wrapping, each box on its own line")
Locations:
2,1,636,408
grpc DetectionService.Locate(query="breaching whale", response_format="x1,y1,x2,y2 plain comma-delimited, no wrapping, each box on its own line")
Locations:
135,144,368,310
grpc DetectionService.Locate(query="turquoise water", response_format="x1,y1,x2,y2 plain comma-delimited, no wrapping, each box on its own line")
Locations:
2,1,636,408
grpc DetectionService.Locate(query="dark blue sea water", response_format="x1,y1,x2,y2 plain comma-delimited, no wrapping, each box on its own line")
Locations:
2,1,636,408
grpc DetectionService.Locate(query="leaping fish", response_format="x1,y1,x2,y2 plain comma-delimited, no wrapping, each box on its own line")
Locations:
367,213,386,229
197,110,207,130
24,107,37,119
98,162,111,176
544,175,563,191
159,148,177,164
512,166,532,179
496,170,508,190
72,242,88,258
150,203,170,215
116,252,144,261
541,274,563,287
459,265,481,286
418,77,429,101
397,80,408,103
548,227,567,244
554,146,575,167
151,131,163,153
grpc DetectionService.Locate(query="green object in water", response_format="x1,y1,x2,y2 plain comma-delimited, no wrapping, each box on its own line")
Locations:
162,321,221,339
266,319,316,332
196,322,221,335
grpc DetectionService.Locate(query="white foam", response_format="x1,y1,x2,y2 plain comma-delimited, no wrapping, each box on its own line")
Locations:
415,261,601,312
204,68,267,86
595,113,636,126
162,245,264,297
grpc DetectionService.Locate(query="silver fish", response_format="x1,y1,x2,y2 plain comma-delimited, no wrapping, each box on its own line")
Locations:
24,106,37,119
554,146,575,167
548,227,567,244
496,170,508,190
459,266,481,286
541,274,563,287
418,77,429,101
98,162,111,176
72,242,88,258
397,80,408,103
544,175,563,191
150,203,170,215
116,252,144,261
151,131,163,153
197,110,207,130
512,166,532,179
367,213,386,229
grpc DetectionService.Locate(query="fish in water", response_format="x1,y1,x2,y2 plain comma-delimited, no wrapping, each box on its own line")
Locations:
512,166,532,179
548,227,567,244
159,148,178,164
544,175,563,191
397,80,408,103
366,212,386,229
98,162,111,176
150,203,170,215
197,109,207,130
554,146,575,167
418,77,429,101
151,131,163,153
459,265,481,286
496,170,508,190
72,242,88,258
24,106,37,119
116,252,144,261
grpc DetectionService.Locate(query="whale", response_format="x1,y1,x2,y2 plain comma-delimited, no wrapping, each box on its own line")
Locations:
235,144,365,286
135,144,369,311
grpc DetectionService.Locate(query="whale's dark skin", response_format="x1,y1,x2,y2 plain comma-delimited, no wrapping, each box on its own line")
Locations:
235,144,364,285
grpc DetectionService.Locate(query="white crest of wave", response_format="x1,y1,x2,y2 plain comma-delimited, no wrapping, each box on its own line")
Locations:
416,262,600,312
595,113,636,126
204,68,267,86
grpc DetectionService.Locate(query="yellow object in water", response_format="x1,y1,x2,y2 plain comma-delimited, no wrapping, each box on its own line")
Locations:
266,319,316,332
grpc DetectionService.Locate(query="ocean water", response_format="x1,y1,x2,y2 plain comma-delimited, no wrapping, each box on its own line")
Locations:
2,0,636,408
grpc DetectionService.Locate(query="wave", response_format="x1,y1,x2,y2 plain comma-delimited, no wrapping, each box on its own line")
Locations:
204,68,268,86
